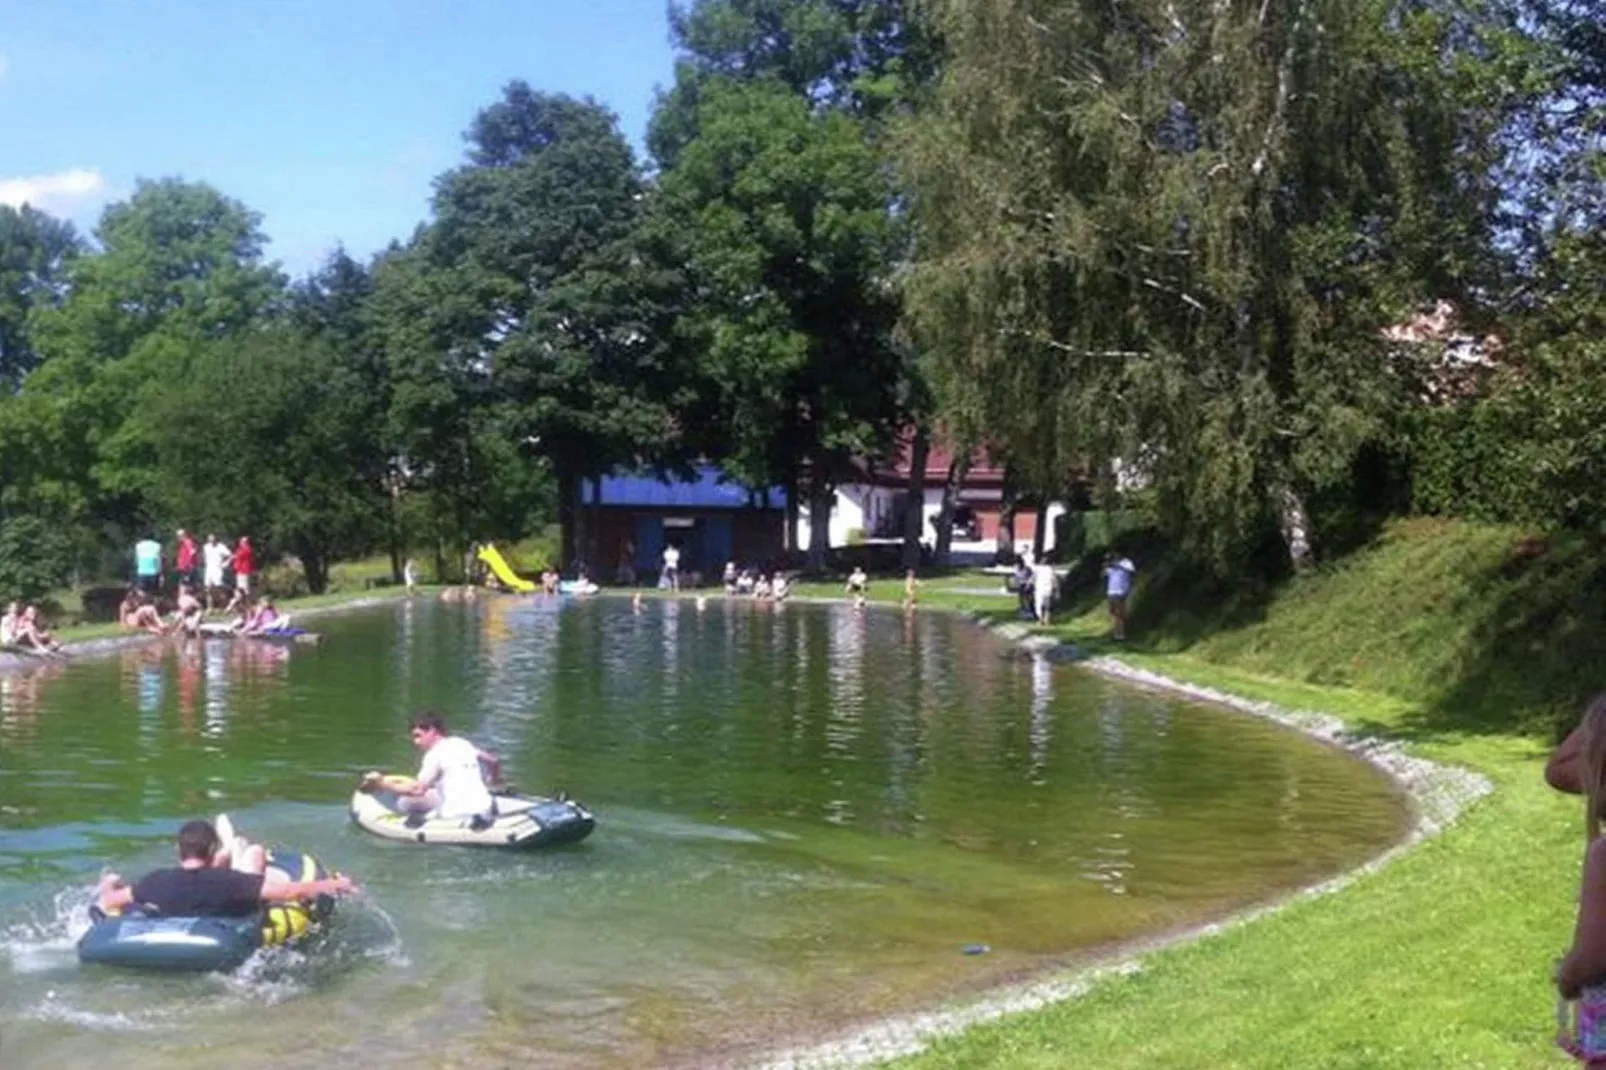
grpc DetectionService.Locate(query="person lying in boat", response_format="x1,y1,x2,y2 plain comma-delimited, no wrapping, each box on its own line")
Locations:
119,590,167,635
96,819,353,918
390,712,504,825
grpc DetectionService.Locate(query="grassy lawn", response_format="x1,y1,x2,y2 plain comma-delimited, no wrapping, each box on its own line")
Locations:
788,532,1584,1068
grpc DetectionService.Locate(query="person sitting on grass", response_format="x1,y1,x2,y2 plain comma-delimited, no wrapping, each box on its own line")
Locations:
0,602,19,647
169,584,203,637
96,818,354,919
772,573,792,603
15,605,64,655
119,590,166,635
238,597,289,636
1547,695,1606,1065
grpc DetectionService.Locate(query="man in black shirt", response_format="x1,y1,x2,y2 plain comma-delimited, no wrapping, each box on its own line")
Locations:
97,819,353,917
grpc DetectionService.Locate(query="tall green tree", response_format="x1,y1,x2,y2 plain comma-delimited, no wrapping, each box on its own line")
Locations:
657,76,903,568
20,180,285,538
0,205,79,391
653,0,930,568
142,329,386,594
902,0,1502,570
415,83,689,568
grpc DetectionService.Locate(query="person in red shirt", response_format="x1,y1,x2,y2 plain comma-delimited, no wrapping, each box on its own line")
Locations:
226,536,255,614
175,529,199,589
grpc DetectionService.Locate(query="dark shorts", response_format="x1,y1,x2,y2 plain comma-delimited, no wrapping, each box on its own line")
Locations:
180,567,199,587
136,574,160,594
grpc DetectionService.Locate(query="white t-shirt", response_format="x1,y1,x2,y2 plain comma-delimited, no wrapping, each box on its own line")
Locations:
203,542,231,585
663,546,680,570
417,736,494,819
1032,563,1058,605
0,614,16,645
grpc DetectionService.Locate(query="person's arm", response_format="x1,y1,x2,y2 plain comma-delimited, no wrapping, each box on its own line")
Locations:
398,753,442,797
1561,839,1606,997
1549,724,1586,794
259,873,355,902
98,874,135,913
476,747,503,786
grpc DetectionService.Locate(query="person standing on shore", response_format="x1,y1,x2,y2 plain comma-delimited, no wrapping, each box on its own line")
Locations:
1031,559,1058,626
134,535,162,595
175,529,199,590
1546,697,1606,1064
1103,554,1136,640
202,535,233,614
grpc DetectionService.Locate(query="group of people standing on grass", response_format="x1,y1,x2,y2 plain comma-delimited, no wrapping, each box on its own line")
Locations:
135,530,255,609
122,529,278,638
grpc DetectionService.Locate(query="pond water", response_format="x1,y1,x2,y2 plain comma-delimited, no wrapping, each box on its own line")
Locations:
0,597,1408,1069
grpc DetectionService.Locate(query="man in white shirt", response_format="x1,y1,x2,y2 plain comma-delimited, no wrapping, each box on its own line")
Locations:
202,534,233,613
1032,560,1059,625
395,712,502,823
662,543,681,592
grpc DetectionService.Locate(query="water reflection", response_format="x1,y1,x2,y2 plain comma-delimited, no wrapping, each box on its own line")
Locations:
0,599,1409,1070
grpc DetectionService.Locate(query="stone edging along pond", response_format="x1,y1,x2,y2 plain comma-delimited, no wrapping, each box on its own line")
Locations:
741,610,1494,1070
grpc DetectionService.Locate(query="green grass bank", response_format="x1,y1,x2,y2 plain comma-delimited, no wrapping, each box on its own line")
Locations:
798,519,1589,1068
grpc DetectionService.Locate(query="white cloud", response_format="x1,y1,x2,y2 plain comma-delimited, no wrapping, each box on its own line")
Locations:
0,168,107,214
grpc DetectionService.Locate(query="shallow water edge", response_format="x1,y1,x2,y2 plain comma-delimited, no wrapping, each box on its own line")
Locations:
735,613,1493,1070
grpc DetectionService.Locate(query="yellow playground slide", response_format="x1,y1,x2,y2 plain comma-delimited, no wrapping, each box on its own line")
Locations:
476,544,537,592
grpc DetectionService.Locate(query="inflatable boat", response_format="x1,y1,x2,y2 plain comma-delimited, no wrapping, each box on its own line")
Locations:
350,779,595,849
77,849,335,972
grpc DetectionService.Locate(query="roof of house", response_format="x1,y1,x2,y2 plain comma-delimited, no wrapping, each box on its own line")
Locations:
583,465,788,510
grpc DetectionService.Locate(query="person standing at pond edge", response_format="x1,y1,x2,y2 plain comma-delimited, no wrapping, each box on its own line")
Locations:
662,543,681,592
1545,696,1606,1065
202,535,233,613
175,529,199,589
134,535,162,594
1103,554,1136,640
393,712,503,823
1032,559,1058,626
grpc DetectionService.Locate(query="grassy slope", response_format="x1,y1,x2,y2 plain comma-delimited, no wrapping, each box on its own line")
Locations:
799,519,1589,1068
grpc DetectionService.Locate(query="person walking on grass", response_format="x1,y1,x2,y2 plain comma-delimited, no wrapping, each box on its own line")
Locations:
902,569,920,612
1031,559,1058,626
1103,553,1136,641
1545,696,1606,1065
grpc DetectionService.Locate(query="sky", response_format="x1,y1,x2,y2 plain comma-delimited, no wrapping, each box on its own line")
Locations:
0,0,678,274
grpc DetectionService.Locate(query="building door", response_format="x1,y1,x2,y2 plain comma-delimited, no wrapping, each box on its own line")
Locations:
703,515,734,572
635,515,664,579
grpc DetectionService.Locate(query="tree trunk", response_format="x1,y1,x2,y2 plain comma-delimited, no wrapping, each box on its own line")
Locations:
386,486,404,585
1031,495,1048,561
784,474,800,554
933,453,968,567
806,477,833,573
556,465,578,573
1276,484,1315,572
573,476,590,575
297,542,329,595
901,426,930,570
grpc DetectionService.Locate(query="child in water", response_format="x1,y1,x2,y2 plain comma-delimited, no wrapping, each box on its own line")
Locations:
1551,694,1606,1065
